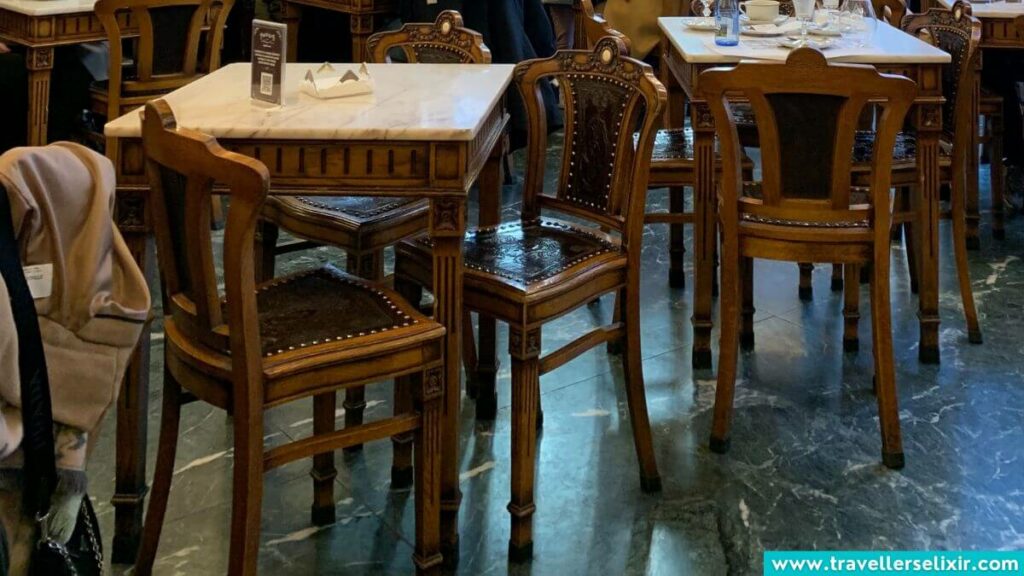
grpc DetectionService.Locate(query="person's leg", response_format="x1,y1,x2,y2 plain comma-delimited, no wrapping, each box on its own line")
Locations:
546,4,576,50
0,48,28,152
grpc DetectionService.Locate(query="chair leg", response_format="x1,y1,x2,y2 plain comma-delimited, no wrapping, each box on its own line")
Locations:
710,236,741,454
951,170,984,344
211,195,226,231
338,386,366,457
392,373,415,489
228,394,265,576
607,288,623,355
619,282,661,492
341,252,386,456
668,186,687,289
904,221,919,295
843,264,861,352
798,263,814,301
258,221,280,283
869,251,904,470
347,250,385,280
991,114,1005,240
507,325,541,562
310,393,337,525
831,264,844,292
475,314,499,420
134,368,182,576
463,311,479,400
413,369,443,575
740,257,755,351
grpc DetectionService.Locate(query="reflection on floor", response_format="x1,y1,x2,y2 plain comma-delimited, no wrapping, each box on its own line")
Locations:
89,137,1024,575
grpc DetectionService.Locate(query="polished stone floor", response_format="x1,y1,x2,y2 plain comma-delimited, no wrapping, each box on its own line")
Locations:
87,139,1024,574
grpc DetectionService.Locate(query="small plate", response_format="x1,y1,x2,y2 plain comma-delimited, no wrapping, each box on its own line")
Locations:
778,36,835,49
741,25,786,36
740,14,790,25
809,24,842,36
685,20,720,30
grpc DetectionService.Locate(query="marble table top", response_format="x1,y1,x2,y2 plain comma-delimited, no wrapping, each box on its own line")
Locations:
938,0,1024,19
659,17,951,64
105,62,515,141
0,0,96,16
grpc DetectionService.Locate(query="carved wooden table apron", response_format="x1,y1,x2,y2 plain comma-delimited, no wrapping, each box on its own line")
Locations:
0,0,136,146
281,0,397,61
658,22,949,368
105,62,512,563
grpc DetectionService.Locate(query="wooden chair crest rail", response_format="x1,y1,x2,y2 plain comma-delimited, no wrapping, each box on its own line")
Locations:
394,36,666,561
701,47,917,469
135,99,446,576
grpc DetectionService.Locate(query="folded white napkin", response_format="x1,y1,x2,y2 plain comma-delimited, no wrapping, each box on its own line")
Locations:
301,62,375,100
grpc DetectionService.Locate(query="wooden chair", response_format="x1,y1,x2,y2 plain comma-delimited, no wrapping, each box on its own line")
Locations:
575,0,753,290
394,37,665,560
135,99,445,576
93,0,233,125
259,9,489,451
873,0,908,25
704,48,917,469
844,1,983,351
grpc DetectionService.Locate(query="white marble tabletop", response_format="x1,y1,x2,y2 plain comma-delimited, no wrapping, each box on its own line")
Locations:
659,17,951,64
0,0,96,17
105,62,515,141
937,0,1024,19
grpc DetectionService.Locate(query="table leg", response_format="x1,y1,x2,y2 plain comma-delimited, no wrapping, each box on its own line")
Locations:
429,197,466,565
282,1,301,62
472,141,505,419
350,14,374,62
25,46,53,146
111,195,154,564
913,101,942,364
690,102,717,370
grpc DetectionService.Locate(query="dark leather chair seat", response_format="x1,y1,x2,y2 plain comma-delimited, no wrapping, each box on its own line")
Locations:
265,195,427,232
256,265,424,356
852,130,953,165
401,218,624,292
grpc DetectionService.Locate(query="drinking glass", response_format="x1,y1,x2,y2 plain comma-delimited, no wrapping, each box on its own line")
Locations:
839,0,878,47
793,0,816,42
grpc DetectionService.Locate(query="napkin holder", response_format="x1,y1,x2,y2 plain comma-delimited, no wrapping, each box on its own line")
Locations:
300,62,375,99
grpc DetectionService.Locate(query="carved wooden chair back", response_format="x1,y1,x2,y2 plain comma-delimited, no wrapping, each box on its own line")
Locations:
873,0,908,26
700,48,916,230
96,0,233,120
367,10,491,64
516,37,666,254
572,0,632,50
142,99,270,380
901,1,981,165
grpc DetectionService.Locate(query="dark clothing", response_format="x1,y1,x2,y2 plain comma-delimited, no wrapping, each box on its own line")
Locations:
982,50,1024,167
0,47,93,153
401,0,564,149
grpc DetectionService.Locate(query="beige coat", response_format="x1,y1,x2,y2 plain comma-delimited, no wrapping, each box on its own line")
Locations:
0,142,150,437
603,0,685,59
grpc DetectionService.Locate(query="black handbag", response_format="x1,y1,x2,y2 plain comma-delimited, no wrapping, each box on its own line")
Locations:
0,185,103,576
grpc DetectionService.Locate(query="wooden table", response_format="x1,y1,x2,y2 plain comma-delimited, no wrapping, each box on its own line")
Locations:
0,0,134,146
105,61,511,563
281,0,397,61
657,18,952,367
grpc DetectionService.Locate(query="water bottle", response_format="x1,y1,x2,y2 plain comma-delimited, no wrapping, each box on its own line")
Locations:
716,0,741,46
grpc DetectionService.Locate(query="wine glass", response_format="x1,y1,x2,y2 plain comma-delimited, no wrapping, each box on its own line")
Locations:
839,0,878,47
793,0,816,42
822,0,841,28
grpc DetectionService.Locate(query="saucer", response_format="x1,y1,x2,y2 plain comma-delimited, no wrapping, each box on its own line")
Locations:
740,14,790,24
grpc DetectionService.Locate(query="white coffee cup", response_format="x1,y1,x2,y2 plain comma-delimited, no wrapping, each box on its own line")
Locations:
740,0,781,21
